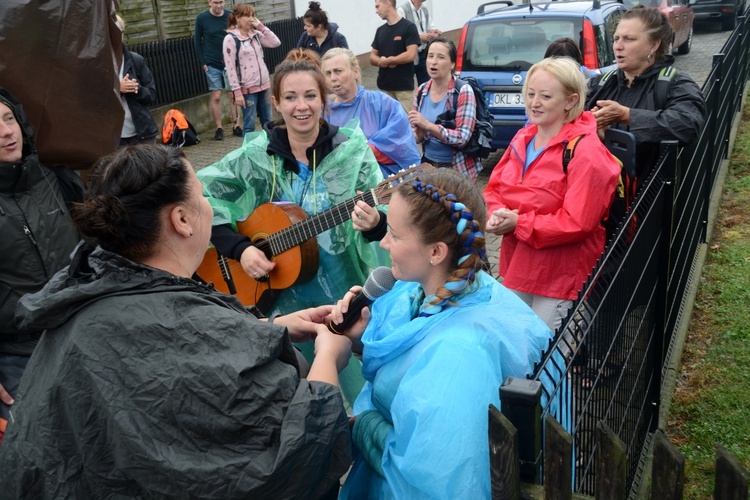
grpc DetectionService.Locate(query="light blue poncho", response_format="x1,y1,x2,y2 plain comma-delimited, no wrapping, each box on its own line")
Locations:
340,271,557,499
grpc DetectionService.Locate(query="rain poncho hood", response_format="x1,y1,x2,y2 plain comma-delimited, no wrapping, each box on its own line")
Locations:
0,243,351,498
325,87,421,176
340,272,556,498
197,119,388,316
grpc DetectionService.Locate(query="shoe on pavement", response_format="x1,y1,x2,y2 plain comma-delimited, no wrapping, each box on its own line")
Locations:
233,126,243,137
214,128,223,141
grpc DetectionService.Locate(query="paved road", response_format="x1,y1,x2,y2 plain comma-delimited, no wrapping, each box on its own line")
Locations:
185,24,731,276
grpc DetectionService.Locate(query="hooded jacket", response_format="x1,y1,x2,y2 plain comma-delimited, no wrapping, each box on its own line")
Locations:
340,272,559,498
0,87,81,355
295,22,349,56
223,24,281,98
484,112,621,300
0,243,351,498
585,56,706,178
120,47,159,142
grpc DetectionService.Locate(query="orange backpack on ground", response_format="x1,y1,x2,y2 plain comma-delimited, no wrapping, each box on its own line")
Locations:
162,109,200,147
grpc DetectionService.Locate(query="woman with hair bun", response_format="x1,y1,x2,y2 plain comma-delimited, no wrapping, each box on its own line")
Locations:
296,1,349,56
586,5,705,179
0,144,353,498
331,168,555,498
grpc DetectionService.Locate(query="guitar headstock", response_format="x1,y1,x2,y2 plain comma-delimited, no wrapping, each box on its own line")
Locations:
374,163,436,205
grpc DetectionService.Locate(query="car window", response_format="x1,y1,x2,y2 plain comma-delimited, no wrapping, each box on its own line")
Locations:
464,18,582,71
601,9,622,66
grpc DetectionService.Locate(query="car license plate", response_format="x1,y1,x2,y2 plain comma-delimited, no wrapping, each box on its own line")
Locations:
491,92,525,107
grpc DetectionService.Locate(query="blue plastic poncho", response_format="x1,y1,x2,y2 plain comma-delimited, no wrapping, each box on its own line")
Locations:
325,86,421,176
340,272,556,499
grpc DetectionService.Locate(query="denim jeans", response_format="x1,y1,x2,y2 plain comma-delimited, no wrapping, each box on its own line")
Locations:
242,89,272,134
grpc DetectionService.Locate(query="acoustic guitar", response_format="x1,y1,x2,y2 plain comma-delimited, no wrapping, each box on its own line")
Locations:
196,163,433,308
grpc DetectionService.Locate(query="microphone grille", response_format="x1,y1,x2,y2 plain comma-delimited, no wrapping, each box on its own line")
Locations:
362,266,396,300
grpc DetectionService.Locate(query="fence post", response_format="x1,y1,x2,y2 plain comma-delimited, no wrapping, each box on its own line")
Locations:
595,421,626,500
714,444,749,500
650,430,685,500
652,141,678,418
500,377,542,483
544,414,572,500
489,404,520,500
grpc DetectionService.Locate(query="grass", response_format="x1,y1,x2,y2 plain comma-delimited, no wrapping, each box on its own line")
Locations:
666,101,750,498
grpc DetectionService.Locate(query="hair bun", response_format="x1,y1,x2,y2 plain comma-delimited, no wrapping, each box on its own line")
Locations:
308,1,321,10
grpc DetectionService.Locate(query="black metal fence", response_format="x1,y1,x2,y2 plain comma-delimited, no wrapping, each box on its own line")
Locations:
128,17,304,107
499,14,750,496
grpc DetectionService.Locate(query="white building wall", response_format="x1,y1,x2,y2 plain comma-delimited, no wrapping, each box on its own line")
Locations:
293,0,489,56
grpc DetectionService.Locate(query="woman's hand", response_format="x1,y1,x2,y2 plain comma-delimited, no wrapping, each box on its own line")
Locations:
591,100,630,129
408,109,429,131
274,305,334,343
249,16,261,29
486,208,519,235
240,246,275,280
234,90,246,109
0,382,13,406
329,285,370,353
352,200,380,232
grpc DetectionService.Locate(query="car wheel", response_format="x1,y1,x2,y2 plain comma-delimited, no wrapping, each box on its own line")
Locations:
721,11,737,30
677,26,692,55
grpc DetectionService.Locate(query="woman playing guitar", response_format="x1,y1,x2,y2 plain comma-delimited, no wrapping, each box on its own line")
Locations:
197,48,388,407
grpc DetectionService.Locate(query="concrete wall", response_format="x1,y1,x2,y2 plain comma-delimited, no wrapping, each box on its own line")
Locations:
293,0,487,56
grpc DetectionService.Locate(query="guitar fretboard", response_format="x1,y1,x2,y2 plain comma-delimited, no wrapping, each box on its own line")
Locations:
257,189,377,257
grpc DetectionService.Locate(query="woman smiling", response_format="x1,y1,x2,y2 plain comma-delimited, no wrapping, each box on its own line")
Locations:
484,57,621,332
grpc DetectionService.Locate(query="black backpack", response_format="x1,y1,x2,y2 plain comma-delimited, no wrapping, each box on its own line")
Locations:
417,77,494,159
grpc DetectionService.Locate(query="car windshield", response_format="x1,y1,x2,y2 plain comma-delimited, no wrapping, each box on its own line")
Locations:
463,18,583,71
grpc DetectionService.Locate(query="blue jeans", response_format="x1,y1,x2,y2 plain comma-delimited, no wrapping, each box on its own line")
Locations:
241,89,272,134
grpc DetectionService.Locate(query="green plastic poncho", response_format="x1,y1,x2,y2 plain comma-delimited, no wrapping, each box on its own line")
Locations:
197,120,389,406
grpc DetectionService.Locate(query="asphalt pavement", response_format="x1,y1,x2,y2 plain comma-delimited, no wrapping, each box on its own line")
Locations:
184,23,731,277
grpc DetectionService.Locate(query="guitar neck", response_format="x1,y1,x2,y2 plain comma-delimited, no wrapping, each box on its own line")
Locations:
266,189,377,256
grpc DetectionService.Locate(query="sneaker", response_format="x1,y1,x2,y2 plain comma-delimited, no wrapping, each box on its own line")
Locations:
214,128,223,141
232,126,243,137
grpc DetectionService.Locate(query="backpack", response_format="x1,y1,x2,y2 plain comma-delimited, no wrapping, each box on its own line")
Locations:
162,109,200,147
591,66,676,110
417,77,494,159
562,133,638,243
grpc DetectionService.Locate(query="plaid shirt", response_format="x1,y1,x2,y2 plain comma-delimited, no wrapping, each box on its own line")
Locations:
414,76,482,181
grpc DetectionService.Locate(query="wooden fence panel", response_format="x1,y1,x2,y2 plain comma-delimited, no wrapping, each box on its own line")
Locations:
544,414,572,500
714,444,749,500
650,430,684,500
489,404,520,500
595,422,626,500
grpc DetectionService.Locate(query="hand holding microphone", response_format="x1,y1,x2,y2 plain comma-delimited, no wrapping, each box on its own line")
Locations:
328,267,395,335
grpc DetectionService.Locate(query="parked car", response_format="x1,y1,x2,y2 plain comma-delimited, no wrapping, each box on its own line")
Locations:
688,0,745,30
456,0,627,149
623,0,694,52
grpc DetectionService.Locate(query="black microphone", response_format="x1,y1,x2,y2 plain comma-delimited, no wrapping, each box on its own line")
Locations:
328,266,396,334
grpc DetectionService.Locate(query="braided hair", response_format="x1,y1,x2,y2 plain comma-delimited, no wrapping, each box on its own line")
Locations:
397,169,488,314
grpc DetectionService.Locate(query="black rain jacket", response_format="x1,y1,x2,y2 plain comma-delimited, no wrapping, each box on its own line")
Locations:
0,244,352,499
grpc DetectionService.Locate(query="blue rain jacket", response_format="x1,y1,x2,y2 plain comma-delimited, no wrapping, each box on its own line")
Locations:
340,271,557,499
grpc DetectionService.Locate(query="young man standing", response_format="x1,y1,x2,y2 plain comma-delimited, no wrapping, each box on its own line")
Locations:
370,0,421,113
397,0,441,85
194,0,240,140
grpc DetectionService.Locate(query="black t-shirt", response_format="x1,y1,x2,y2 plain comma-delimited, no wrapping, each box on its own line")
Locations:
371,18,420,91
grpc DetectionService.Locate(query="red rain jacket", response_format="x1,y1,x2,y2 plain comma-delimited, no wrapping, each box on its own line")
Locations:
484,112,620,300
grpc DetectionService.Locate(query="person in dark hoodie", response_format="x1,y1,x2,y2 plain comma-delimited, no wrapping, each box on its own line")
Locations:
0,86,81,444
116,15,159,146
197,49,388,409
296,1,349,56
0,144,353,498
